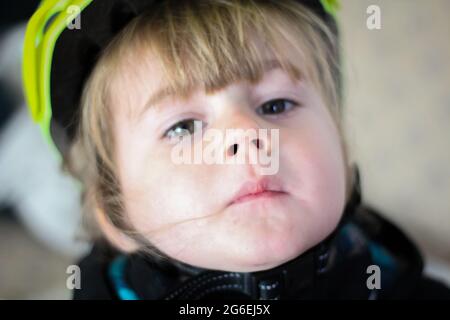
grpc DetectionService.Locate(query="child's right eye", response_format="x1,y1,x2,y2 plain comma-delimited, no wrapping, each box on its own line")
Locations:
163,118,203,140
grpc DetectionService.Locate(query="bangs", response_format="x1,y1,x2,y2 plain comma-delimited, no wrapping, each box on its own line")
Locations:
103,0,337,109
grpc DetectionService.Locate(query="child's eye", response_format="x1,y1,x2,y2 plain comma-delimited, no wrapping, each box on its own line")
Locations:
162,99,299,140
164,118,203,139
256,99,300,116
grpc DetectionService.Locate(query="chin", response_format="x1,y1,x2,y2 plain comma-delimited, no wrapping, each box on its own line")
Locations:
231,229,308,272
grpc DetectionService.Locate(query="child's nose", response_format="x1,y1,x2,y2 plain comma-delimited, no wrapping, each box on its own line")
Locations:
226,138,265,157
222,112,273,160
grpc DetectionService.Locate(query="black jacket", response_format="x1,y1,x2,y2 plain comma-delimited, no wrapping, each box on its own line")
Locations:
72,199,450,300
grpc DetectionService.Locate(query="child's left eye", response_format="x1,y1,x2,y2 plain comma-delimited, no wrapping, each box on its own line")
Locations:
256,99,300,116
163,118,203,140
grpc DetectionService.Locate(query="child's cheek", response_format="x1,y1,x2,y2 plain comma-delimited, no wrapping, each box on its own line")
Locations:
119,150,223,232
280,110,347,236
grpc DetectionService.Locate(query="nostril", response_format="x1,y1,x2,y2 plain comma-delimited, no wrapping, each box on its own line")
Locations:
253,138,263,149
227,138,265,157
227,143,239,156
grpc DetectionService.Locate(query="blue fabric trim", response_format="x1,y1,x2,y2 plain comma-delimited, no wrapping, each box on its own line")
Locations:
108,255,140,300
367,241,399,290
339,222,400,292
368,242,396,269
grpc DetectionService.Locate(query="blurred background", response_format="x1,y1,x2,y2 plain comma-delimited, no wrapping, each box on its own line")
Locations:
0,0,449,299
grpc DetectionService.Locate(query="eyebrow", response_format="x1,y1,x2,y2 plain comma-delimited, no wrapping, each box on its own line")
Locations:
137,59,290,119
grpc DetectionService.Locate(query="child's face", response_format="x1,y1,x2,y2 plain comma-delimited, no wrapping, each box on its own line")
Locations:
110,53,347,272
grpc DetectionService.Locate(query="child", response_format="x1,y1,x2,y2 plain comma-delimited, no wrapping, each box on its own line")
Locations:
23,0,450,299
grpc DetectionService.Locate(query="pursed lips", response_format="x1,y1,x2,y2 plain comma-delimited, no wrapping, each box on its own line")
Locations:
229,176,287,206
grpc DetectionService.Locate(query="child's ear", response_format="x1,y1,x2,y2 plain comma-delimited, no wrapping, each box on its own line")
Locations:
95,207,140,253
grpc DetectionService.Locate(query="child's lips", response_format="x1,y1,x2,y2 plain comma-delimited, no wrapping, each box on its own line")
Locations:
228,176,287,206
231,190,287,205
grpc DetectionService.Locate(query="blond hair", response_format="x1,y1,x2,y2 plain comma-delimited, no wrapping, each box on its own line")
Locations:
65,0,352,253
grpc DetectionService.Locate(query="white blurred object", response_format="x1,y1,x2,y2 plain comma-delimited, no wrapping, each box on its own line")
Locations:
0,23,26,98
0,105,90,257
425,255,450,287
0,22,90,258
